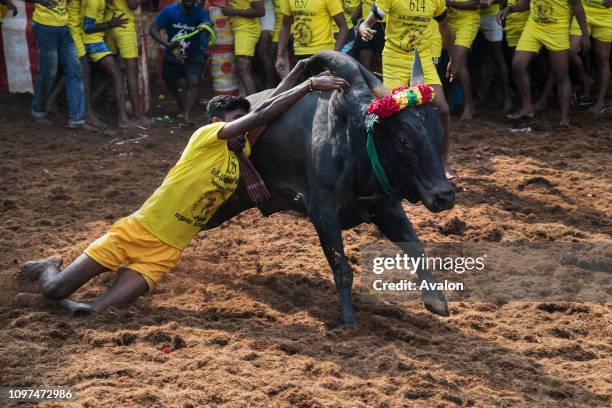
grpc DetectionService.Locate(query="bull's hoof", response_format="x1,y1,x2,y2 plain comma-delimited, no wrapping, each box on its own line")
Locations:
421,290,450,317
339,287,357,326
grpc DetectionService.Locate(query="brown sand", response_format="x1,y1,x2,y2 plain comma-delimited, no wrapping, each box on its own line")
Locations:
0,93,610,407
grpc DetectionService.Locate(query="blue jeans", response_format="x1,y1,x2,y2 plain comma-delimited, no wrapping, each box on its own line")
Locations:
31,23,85,125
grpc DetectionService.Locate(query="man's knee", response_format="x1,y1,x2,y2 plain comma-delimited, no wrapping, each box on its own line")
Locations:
553,69,569,84
512,57,528,75
236,57,251,72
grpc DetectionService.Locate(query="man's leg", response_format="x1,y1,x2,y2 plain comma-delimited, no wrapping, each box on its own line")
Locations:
183,73,202,124
359,49,374,71
569,34,593,101
508,50,537,119
591,39,611,114
452,45,475,121
490,41,512,113
162,57,184,113
124,57,148,124
19,254,148,314
96,54,133,128
31,24,60,124
236,55,257,95
257,31,276,88
548,49,571,125
59,27,86,126
431,84,455,179
45,75,66,116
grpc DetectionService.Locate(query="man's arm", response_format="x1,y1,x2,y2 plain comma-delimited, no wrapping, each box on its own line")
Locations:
358,10,380,42
149,21,176,48
438,17,457,81
569,0,590,53
218,74,349,142
497,0,529,24
275,14,294,75
83,7,128,33
222,0,265,17
23,0,57,8
332,13,349,51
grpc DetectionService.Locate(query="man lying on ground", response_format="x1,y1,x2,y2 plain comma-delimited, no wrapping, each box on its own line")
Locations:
17,60,348,315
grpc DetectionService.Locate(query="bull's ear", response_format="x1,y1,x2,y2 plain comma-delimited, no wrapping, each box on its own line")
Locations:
410,49,424,86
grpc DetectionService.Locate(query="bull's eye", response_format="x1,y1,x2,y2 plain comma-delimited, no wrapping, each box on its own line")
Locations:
399,137,409,146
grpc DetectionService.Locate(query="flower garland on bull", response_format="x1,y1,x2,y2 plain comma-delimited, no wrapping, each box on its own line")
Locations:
365,83,435,201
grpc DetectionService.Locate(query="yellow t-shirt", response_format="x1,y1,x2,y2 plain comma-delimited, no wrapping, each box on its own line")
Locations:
447,0,478,20
132,122,251,250
479,3,499,16
583,0,612,18
334,0,361,30
281,0,344,55
505,0,529,30
362,0,373,20
272,0,283,41
33,0,69,26
529,0,571,26
106,0,136,27
68,0,82,29
82,0,108,44
229,0,262,33
376,0,446,55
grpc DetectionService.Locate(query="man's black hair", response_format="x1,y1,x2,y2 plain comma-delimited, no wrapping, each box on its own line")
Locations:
206,95,251,124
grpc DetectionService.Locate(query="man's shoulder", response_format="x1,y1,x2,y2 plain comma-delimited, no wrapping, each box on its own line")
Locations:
160,3,181,16
187,122,227,151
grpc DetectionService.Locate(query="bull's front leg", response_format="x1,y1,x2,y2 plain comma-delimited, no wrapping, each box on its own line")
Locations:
308,205,357,326
372,201,449,316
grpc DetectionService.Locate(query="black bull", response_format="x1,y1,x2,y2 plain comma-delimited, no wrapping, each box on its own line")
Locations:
205,52,455,325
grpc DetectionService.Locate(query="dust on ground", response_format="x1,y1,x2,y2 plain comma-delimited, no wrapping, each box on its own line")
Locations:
0,92,610,407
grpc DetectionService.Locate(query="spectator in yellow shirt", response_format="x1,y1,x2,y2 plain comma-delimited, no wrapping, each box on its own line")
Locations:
569,0,612,114
106,0,148,124
498,0,590,125
359,0,459,179
275,0,349,74
222,0,265,95
82,0,135,128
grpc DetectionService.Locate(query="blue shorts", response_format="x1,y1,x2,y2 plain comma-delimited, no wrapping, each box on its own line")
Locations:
162,55,205,86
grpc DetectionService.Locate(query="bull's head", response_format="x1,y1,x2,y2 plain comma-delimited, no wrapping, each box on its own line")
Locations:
305,51,455,213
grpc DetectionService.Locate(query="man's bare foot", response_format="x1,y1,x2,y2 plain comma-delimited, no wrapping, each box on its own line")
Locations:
459,108,474,121
17,256,63,281
133,115,150,127
502,99,512,115
65,122,99,132
533,99,547,111
589,102,605,115
445,165,459,180
558,119,571,127
507,109,535,120
87,115,107,129
60,298,95,316
33,117,52,125
118,120,137,129
578,77,594,101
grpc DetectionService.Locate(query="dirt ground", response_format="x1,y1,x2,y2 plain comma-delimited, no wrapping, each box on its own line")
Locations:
0,91,610,408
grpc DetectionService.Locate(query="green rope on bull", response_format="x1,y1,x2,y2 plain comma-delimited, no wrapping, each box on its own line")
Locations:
365,114,401,201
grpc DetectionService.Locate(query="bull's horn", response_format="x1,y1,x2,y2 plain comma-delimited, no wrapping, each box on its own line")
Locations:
410,49,424,86
357,62,390,97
